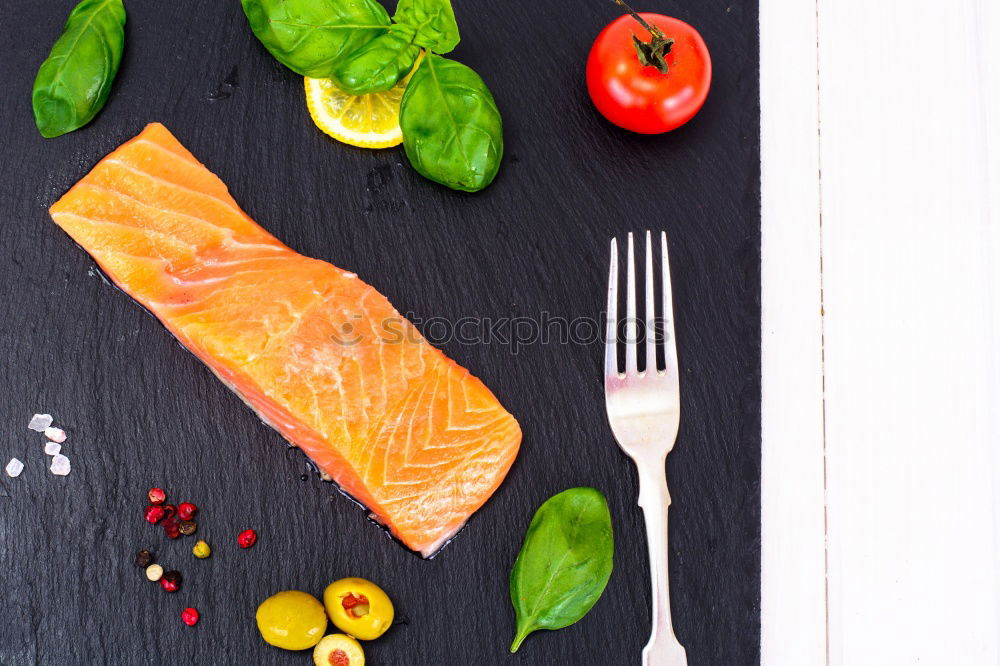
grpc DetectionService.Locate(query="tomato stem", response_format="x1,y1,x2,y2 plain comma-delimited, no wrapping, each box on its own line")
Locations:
612,0,662,38
611,0,674,73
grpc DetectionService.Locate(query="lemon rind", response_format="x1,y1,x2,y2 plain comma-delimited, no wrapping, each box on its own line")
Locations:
304,77,404,150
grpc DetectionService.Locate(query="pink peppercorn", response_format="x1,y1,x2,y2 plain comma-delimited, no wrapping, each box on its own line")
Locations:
144,505,166,525
160,570,182,592
181,607,199,626
177,502,197,521
163,517,181,540
237,529,257,549
148,488,166,505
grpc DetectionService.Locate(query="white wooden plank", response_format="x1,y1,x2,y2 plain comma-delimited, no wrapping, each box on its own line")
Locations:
817,0,1000,663
980,8,1000,630
759,0,829,663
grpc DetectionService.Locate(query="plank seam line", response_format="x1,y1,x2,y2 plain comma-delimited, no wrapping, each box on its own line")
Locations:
814,0,831,663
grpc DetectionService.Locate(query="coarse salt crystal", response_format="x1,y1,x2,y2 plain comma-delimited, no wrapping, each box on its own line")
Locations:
28,414,53,432
5,458,24,477
44,442,62,456
43,427,67,443
50,454,71,476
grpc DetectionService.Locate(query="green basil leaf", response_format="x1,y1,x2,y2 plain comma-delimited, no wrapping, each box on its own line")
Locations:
31,0,126,139
393,0,460,54
399,54,502,192
509,487,614,653
330,25,420,94
240,0,390,78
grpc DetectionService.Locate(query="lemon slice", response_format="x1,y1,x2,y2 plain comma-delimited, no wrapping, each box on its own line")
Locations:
304,72,410,149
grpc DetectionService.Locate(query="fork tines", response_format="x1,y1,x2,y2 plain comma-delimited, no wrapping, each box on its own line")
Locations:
605,231,677,379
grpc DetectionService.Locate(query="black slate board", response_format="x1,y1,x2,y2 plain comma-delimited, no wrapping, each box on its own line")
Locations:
0,0,760,663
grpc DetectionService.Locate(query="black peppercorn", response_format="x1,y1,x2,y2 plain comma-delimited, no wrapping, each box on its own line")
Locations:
134,549,154,568
178,520,197,536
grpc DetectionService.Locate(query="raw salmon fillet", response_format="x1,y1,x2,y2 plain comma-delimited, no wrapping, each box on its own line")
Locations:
50,123,521,556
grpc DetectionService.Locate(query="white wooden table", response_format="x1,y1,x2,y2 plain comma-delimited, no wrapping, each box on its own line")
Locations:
760,0,1000,663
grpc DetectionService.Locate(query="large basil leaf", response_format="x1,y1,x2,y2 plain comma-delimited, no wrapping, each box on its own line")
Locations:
509,487,614,652
393,0,460,54
330,24,420,94
399,54,502,192
31,0,126,139
240,0,390,78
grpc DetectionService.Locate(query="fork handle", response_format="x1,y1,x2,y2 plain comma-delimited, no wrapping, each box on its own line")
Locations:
637,462,688,666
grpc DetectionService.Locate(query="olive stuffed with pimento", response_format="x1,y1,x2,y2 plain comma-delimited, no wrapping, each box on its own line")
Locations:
323,578,395,641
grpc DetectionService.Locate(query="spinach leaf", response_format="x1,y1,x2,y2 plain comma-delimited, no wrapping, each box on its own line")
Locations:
399,54,502,192
31,0,126,139
393,0,460,54
330,24,420,94
509,487,614,653
240,0,390,78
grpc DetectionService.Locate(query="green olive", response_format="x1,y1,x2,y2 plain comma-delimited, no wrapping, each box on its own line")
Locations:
323,578,394,640
256,590,327,650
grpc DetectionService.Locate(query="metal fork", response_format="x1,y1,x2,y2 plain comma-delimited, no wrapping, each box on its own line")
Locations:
604,231,687,666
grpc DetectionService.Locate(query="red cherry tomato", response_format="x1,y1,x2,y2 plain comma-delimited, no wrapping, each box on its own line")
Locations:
587,13,711,134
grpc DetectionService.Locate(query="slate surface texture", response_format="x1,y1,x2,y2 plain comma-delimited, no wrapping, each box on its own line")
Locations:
0,0,760,663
